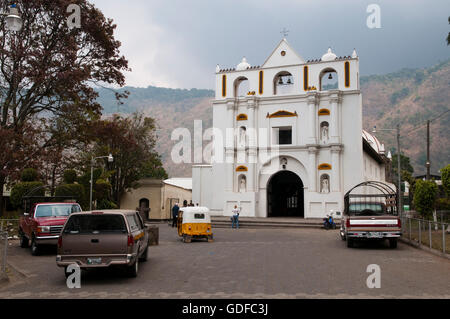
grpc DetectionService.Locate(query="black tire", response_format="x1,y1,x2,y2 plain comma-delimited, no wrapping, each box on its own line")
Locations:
389,238,398,249
19,231,29,248
30,236,40,256
139,246,148,262
332,224,337,230
125,259,138,278
347,238,354,248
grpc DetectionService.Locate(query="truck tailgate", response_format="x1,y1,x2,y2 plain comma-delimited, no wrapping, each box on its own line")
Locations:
60,233,128,255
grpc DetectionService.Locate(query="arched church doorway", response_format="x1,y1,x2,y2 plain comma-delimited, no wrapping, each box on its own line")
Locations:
267,170,304,217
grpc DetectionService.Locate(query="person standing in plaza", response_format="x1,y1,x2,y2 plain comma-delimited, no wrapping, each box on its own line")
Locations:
231,205,241,229
172,203,180,228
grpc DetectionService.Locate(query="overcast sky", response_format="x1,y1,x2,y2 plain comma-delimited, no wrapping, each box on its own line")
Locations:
91,0,450,89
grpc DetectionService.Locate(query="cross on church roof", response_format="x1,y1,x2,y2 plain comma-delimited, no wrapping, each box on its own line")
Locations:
280,27,289,38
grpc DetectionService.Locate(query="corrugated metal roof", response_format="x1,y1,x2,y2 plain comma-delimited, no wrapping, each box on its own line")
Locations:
164,178,192,190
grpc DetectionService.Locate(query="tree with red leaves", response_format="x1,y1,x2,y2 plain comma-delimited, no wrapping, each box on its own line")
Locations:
0,1,129,215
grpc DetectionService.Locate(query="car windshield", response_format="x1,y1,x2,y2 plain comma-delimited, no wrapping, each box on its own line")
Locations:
348,203,385,216
64,215,127,234
35,204,81,217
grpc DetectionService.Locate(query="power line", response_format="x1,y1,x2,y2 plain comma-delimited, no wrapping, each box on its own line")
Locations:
403,108,450,137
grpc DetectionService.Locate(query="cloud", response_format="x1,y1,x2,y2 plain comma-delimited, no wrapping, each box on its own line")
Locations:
91,0,450,89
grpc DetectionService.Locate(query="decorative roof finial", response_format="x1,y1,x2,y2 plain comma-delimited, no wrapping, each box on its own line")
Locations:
280,27,289,39
216,64,220,73
352,48,358,58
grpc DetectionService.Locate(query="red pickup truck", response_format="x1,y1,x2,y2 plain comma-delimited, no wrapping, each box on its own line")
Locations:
19,202,82,255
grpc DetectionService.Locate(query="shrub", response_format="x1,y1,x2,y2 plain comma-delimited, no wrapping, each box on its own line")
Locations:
413,180,438,219
63,170,77,184
55,183,87,210
20,168,39,182
94,179,112,201
96,198,118,210
10,181,44,209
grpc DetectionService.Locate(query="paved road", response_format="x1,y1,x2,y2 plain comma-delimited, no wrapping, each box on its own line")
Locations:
0,225,449,298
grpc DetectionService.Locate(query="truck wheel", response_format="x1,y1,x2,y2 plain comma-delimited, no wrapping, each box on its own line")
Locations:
139,246,148,262
126,259,138,278
389,238,398,249
19,232,29,248
30,237,40,256
347,238,354,248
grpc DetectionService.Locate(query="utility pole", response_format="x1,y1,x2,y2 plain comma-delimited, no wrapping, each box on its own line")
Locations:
426,120,431,180
396,124,402,218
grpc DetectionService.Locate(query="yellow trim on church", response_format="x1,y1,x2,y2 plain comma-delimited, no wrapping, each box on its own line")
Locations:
267,110,298,118
318,108,331,116
318,163,332,170
236,114,248,121
236,165,248,172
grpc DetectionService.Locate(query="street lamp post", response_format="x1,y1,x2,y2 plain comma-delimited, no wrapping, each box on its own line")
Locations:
89,154,113,211
373,125,403,217
1,4,23,32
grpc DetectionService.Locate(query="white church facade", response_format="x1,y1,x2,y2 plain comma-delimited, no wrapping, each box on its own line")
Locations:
192,38,391,218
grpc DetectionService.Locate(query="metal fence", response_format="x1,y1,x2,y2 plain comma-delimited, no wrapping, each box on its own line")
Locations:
401,216,449,255
0,231,7,280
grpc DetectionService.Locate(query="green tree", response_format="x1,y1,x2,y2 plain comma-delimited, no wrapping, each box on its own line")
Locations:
413,180,438,219
10,168,44,209
55,170,87,209
447,17,450,45
63,170,78,184
441,164,450,196
85,112,167,206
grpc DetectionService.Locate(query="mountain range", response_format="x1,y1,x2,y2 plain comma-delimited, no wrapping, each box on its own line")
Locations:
97,59,450,178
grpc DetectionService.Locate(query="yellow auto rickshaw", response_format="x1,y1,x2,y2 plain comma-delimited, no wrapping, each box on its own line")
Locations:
177,206,213,243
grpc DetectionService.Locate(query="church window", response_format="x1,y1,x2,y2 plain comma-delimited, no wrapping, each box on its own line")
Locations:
274,71,294,95
319,68,338,91
344,62,350,88
222,75,227,97
259,71,264,94
234,76,249,97
274,126,292,145
303,66,308,91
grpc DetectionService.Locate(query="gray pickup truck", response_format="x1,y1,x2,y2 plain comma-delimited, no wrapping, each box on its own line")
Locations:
56,210,150,277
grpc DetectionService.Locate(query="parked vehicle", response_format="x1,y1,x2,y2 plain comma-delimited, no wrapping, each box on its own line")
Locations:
323,211,337,230
177,206,213,243
340,181,401,248
19,202,82,255
56,210,150,277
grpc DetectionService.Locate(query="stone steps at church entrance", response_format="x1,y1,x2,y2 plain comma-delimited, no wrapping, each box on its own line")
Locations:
211,217,341,229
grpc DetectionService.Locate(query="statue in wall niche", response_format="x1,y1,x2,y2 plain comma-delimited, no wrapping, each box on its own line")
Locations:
239,127,246,147
320,123,329,143
239,176,246,193
321,175,330,194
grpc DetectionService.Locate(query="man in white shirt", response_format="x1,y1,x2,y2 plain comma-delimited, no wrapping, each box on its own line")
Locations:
231,205,240,229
